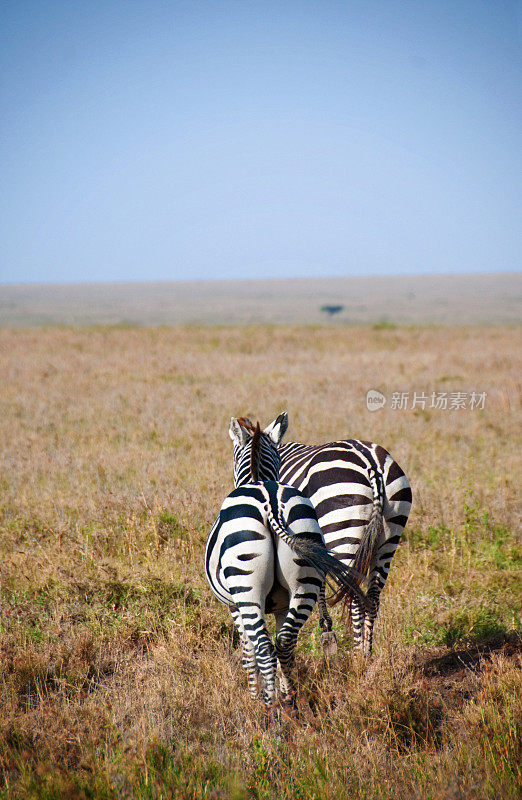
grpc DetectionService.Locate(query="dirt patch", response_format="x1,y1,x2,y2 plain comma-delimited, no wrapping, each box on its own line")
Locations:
414,632,522,680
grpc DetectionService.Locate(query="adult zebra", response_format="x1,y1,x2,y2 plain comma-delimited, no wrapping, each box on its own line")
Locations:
260,412,412,656
205,418,368,713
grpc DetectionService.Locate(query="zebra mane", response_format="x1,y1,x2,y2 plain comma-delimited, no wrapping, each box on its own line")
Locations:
231,416,279,487
250,422,261,483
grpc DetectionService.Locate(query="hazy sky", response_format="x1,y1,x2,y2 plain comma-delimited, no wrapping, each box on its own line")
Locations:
1,1,521,284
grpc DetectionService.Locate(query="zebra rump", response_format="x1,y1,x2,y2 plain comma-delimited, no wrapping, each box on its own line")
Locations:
263,496,369,612
262,412,412,655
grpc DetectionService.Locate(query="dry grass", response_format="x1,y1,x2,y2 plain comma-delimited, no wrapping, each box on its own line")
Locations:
0,325,520,799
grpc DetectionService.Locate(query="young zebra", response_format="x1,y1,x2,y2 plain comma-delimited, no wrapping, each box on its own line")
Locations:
256,412,412,656
205,417,368,712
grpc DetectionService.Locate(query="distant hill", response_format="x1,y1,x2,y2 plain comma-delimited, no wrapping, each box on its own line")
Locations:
0,273,520,326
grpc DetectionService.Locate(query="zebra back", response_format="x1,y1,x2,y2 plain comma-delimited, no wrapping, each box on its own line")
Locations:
278,438,411,539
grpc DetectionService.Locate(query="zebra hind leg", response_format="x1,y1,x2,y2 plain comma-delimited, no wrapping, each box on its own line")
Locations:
230,606,261,698
230,608,279,722
251,628,278,711
273,611,297,709
351,596,366,653
274,593,319,710
318,580,337,656
274,628,298,709
241,635,261,698
351,577,381,656
362,576,382,656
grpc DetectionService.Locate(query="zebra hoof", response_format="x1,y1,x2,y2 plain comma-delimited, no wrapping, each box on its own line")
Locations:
320,631,337,656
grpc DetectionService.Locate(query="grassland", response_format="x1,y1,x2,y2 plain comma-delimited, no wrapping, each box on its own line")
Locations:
1,272,521,326
0,324,520,799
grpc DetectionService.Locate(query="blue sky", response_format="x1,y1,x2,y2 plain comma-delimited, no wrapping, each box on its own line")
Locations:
1,0,521,284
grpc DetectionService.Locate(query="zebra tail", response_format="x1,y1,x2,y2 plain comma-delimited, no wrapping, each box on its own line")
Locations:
351,502,385,581
327,469,384,613
264,501,371,613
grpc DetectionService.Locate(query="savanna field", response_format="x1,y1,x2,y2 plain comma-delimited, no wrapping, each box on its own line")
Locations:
0,324,520,799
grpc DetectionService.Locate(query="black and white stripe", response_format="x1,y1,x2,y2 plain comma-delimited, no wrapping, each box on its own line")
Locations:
264,412,412,656
205,418,368,712
229,416,280,486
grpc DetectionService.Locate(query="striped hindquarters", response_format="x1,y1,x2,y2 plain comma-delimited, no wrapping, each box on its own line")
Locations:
278,439,412,564
205,484,272,607
205,482,329,606
205,480,370,613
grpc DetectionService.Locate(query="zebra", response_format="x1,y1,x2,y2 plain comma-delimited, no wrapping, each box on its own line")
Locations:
205,417,369,714
253,412,412,657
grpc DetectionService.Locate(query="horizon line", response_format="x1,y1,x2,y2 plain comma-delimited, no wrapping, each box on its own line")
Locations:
2,269,520,289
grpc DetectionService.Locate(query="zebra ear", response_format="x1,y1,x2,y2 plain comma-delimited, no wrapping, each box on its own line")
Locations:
264,412,288,445
229,417,251,447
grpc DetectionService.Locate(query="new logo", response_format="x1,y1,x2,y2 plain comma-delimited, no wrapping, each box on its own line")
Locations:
366,389,386,411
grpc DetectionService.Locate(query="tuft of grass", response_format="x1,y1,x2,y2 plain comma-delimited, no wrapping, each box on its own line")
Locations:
156,511,187,545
